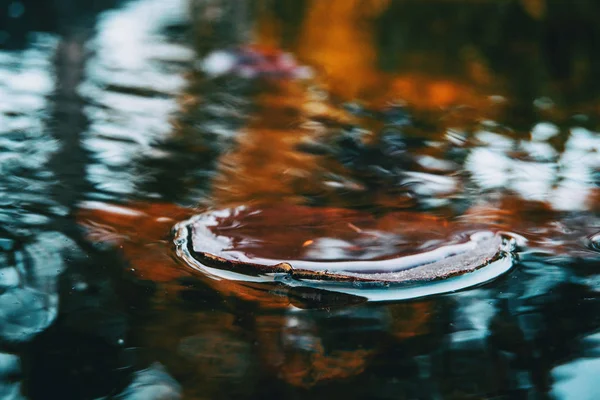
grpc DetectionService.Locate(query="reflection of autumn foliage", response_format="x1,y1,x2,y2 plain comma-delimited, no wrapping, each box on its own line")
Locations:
253,0,488,108
387,75,484,110
389,301,434,340
253,301,433,388
78,202,196,282
76,201,437,388
255,314,373,388
211,80,346,207
213,124,320,207
77,202,295,306
293,0,384,100
248,0,600,115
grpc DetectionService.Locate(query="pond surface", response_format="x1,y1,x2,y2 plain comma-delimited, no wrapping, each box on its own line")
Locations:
1,0,600,398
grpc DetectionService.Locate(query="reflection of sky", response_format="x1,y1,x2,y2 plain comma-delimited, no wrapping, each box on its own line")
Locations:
0,34,57,135
80,0,193,199
466,125,599,210
0,32,68,399
551,128,600,211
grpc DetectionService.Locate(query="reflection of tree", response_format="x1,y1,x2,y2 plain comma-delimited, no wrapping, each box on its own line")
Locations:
134,74,249,205
374,0,600,126
246,0,600,126
0,1,152,399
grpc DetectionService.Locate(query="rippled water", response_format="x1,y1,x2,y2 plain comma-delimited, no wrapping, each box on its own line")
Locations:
1,0,600,398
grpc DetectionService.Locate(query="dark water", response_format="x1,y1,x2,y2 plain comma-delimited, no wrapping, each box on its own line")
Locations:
1,0,600,398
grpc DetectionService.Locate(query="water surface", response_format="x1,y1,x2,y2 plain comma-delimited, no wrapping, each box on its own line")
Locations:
1,0,600,399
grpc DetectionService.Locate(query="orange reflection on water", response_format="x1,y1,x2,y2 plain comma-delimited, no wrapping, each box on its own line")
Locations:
78,202,196,282
76,201,435,389
293,0,386,100
211,80,332,208
212,125,320,207
387,74,486,110
253,0,493,109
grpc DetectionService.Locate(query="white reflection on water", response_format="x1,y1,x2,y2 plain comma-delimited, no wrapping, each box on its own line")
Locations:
0,34,58,129
531,122,560,142
466,125,599,210
80,0,193,198
551,127,600,211
0,30,82,398
0,33,66,344
87,0,192,94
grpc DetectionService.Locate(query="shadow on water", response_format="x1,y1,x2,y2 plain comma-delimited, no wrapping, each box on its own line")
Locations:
0,0,600,399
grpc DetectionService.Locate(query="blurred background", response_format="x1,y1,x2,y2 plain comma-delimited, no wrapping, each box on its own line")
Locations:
0,0,599,399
